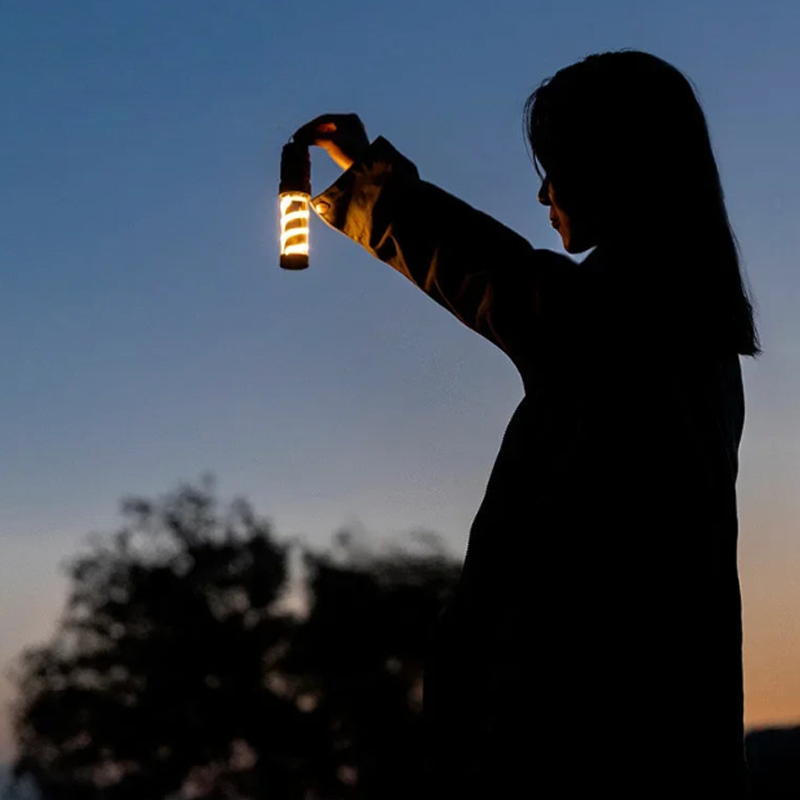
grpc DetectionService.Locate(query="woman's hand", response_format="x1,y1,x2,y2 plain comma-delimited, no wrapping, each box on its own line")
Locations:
292,113,370,171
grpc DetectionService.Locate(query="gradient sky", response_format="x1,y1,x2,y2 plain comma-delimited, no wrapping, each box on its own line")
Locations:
2,0,799,761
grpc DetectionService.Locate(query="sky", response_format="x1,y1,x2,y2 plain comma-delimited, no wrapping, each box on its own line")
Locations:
2,0,800,761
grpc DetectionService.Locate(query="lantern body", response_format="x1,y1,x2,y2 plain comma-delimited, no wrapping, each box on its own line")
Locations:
279,192,310,269
279,142,311,270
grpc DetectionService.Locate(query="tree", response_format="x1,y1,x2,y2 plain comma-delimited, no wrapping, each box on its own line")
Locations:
280,529,460,800
745,726,800,798
7,478,461,800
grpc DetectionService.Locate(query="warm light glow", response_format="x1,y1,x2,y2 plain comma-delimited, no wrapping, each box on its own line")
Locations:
280,192,310,256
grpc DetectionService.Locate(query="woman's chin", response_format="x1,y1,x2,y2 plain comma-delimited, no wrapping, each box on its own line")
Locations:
563,233,595,254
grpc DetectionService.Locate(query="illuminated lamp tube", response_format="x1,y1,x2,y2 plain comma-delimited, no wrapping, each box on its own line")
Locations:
279,141,311,270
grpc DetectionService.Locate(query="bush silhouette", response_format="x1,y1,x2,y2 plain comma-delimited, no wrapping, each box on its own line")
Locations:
6,477,460,800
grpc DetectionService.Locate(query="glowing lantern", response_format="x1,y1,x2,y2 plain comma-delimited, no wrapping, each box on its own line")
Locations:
279,140,311,270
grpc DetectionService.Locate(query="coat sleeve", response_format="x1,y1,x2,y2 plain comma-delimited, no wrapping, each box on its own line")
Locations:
310,136,575,370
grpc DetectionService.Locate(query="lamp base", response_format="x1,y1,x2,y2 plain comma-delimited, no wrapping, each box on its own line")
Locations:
280,253,309,270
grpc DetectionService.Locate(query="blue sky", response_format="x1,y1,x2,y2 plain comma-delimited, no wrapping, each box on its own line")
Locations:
2,0,800,758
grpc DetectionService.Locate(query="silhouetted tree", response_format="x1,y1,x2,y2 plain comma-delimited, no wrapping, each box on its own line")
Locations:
280,529,460,800
0,765,40,800
6,478,460,800
746,726,800,798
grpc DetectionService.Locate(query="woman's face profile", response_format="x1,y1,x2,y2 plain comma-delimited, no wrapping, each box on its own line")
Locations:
538,175,598,254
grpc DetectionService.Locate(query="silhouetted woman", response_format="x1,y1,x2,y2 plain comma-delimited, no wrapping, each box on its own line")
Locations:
294,49,759,798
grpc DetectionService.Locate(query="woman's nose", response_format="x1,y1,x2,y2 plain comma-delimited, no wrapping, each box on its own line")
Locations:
538,177,551,206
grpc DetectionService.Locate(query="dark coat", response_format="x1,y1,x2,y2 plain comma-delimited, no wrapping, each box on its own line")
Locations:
312,136,749,798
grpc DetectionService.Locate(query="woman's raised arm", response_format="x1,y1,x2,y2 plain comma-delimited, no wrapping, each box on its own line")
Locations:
298,121,576,370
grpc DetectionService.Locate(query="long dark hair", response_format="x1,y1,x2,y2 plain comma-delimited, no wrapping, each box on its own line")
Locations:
523,50,761,357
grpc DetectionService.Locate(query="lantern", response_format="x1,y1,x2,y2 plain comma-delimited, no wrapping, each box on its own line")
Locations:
279,140,311,270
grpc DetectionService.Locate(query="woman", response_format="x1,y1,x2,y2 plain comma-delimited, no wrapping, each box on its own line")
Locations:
294,49,759,797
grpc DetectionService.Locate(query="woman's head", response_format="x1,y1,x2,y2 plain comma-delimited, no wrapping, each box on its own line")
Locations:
524,49,761,356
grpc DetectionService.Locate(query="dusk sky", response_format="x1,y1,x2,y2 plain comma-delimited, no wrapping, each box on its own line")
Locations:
2,0,799,760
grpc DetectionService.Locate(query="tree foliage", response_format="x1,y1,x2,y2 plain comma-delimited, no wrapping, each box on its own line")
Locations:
7,478,460,800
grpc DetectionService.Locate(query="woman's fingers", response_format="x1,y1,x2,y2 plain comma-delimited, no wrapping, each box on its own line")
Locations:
290,114,369,170
293,114,366,145
293,115,345,146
